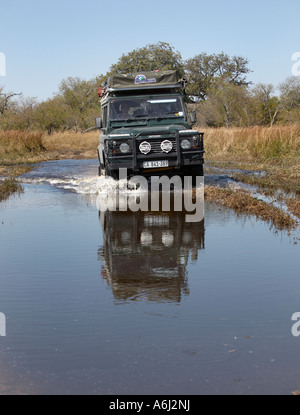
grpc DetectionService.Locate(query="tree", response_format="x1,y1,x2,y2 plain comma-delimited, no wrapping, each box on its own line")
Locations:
251,83,282,126
109,41,184,76
34,97,71,134
0,86,21,115
184,52,251,99
15,96,39,130
57,76,101,130
58,77,99,112
205,80,251,128
279,76,300,109
278,76,300,123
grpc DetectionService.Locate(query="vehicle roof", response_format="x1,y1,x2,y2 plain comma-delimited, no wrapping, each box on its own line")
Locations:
100,91,183,105
102,70,185,93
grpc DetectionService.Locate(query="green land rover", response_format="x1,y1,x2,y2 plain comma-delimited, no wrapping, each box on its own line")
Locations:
96,70,204,182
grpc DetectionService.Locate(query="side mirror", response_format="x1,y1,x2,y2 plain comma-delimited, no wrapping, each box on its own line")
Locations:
95,117,103,129
189,111,197,125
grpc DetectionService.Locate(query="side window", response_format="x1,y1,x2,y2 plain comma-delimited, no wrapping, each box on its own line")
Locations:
102,106,108,128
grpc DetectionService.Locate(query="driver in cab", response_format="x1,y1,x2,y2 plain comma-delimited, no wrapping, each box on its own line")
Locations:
114,101,132,119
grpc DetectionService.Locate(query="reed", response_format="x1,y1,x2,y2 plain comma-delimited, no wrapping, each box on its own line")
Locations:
202,125,300,162
42,131,99,151
45,126,300,161
204,185,297,231
0,130,45,160
0,177,23,202
1,126,299,163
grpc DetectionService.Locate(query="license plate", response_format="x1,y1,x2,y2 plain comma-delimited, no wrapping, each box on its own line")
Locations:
143,160,169,169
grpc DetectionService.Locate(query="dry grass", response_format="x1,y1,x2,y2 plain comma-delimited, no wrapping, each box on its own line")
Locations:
1,126,298,164
0,128,299,231
204,185,298,231
0,130,99,164
202,125,300,162
201,126,300,193
0,130,45,161
286,198,300,219
0,178,23,202
232,167,300,195
42,131,99,158
0,130,99,201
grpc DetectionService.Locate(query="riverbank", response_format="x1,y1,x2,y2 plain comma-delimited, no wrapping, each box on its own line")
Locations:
0,130,98,201
203,125,300,194
202,125,300,227
0,128,299,230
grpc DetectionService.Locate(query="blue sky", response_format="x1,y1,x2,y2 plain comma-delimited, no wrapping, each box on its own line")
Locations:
0,0,299,101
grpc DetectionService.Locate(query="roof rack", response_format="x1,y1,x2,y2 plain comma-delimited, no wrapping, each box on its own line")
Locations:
98,70,185,97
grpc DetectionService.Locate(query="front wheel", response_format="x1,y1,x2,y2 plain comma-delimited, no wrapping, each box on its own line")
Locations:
98,154,118,180
191,164,204,178
105,165,119,181
182,165,204,187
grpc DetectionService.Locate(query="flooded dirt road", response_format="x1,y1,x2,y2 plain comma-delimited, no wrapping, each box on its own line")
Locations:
0,159,299,395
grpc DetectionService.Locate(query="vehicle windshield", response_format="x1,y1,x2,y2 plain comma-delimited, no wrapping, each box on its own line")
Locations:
109,96,184,121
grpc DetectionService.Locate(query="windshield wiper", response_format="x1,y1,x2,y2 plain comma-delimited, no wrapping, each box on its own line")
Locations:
135,114,150,118
111,117,147,123
155,113,183,121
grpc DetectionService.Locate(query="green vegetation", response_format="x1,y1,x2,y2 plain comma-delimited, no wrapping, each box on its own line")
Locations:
184,52,251,100
1,42,300,132
109,41,185,77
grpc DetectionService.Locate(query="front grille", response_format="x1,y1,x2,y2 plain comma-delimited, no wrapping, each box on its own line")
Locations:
136,137,177,154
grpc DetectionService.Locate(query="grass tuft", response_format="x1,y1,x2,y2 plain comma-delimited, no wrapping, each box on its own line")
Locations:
202,125,300,162
0,130,45,161
42,131,99,154
204,185,298,231
0,177,23,202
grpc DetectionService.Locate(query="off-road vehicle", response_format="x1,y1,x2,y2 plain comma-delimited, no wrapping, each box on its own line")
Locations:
96,70,204,181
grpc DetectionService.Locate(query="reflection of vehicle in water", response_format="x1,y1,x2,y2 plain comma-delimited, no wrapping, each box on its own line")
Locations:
98,208,205,303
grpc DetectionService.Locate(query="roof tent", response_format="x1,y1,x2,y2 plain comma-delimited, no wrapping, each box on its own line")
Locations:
105,70,184,92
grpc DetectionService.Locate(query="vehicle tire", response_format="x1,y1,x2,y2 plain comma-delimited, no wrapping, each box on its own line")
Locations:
100,155,118,180
97,150,103,177
191,164,204,178
105,165,119,181
182,165,204,187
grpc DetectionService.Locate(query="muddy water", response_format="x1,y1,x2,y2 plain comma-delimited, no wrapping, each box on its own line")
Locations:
0,159,299,395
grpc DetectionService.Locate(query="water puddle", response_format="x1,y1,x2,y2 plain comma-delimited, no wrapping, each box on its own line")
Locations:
0,159,299,395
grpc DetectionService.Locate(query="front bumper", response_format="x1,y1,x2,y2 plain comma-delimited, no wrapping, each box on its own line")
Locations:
105,131,205,174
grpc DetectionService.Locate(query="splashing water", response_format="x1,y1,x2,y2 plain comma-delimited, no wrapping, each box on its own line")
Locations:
19,159,140,196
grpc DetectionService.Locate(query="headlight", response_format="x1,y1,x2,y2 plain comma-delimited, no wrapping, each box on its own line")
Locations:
181,139,191,150
119,142,130,154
